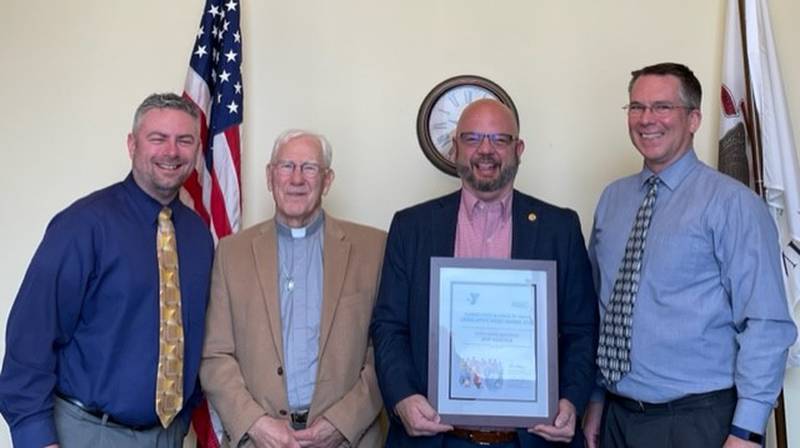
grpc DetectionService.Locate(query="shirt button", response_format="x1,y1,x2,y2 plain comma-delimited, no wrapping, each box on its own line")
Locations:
277,366,284,375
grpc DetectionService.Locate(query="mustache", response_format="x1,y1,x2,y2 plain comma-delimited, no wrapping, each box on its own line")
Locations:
471,155,500,165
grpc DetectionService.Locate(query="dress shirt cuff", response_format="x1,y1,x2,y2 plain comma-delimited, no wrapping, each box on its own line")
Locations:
731,398,771,434
11,416,58,448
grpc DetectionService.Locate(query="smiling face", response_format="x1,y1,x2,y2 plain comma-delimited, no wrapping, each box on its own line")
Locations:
628,74,701,173
451,99,525,202
267,135,334,228
127,108,200,204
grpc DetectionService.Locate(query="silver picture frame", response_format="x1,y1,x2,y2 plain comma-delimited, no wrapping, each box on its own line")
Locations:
428,257,558,427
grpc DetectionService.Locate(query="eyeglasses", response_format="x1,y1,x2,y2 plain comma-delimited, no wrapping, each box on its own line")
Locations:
273,160,324,178
457,132,517,149
623,102,694,117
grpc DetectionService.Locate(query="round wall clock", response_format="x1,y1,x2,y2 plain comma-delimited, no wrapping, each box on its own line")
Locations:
416,75,519,177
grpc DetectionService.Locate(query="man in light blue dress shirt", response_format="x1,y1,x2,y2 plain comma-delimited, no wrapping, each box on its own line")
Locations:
582,63,797,448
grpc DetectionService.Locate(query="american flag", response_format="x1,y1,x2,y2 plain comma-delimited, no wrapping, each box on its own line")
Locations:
181,0,243,243
181,0,243,446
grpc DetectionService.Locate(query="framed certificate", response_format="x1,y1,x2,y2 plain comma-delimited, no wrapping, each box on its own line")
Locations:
428,257,558,427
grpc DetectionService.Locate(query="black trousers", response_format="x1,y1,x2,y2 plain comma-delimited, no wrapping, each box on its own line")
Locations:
600,388,737,448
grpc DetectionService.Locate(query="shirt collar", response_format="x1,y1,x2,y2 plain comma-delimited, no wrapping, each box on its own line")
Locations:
276,210,325,239
637,149,699,192
122,172,185,224
460,187,513,221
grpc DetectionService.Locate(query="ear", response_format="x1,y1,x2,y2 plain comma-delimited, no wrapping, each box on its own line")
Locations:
448,138,457,162
689,109,702,134
126,133,135,159
321,169,335,196
515,139,526,159
266,164,273,192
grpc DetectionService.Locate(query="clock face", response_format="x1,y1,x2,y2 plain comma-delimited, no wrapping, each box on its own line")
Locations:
417,75,518,177
428,85,500,157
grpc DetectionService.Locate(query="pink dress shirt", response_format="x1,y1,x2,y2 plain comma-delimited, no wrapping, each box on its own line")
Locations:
454,188,512,259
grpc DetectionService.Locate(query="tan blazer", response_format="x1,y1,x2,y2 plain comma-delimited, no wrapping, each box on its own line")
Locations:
200,214,386,447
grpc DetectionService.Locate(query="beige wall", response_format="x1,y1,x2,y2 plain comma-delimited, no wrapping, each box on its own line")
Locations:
1,0,798,446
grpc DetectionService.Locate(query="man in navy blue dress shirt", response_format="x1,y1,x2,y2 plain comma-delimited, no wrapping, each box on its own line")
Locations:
0,93,214,448
582,63,797,448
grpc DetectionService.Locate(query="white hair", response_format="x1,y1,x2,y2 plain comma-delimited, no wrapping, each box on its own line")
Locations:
270,129,333,168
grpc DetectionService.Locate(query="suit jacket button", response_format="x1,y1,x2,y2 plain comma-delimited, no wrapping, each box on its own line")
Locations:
277,366,284,375
279,409,288,416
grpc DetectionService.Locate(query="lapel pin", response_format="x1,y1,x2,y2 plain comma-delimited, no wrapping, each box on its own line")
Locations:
528,212,537,222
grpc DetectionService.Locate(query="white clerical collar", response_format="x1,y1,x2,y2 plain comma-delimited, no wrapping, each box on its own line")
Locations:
277,212,324,239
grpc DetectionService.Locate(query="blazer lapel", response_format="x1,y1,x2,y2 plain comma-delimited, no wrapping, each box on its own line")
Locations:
251,220,286,364
432,191,460,257
318,216,350,357
511,190,540,259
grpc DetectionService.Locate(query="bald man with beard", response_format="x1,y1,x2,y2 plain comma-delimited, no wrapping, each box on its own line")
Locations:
371,99,598,447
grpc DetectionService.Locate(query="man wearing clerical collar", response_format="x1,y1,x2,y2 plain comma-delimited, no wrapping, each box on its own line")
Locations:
201,130,386,448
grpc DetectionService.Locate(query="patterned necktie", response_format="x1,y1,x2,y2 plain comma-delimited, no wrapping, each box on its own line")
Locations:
597,176,660,384
155,207,184,428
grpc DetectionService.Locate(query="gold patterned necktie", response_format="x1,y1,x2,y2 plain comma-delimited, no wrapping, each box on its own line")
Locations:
155,207,184,428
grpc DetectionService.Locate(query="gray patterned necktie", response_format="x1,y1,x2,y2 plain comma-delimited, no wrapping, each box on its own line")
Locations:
597,176,660,384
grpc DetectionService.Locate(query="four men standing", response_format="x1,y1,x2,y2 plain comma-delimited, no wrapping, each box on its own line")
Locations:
1,64,797,448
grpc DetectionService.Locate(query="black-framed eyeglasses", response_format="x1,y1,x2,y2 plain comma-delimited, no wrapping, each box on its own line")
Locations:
623,102,694,117
273,160,324,178
457,132,517,149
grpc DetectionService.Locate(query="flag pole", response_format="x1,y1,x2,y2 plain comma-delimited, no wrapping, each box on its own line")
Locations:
737,0,763,196
736,0,787,446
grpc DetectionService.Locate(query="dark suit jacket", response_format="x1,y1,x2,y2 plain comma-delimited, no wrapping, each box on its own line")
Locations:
370,190,598,447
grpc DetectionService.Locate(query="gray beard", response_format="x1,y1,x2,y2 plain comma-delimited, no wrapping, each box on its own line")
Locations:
457,159,518,193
